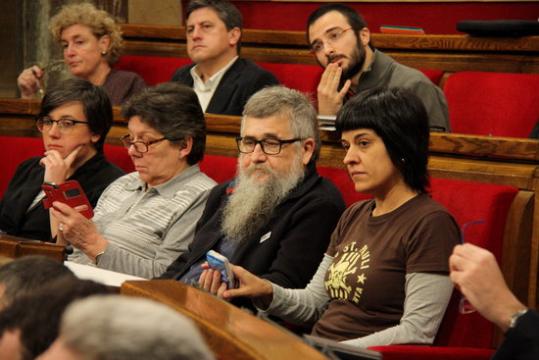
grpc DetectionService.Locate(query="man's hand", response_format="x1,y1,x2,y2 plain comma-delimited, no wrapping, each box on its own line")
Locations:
17,66,44,98
317,63,352,116
199,262,228,298
449,243,526,332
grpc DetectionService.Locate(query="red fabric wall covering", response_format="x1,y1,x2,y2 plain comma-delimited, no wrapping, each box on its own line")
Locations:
230,1,539,34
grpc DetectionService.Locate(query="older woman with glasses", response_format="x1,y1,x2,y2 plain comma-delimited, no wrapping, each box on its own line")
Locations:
51,83,216,278
0,78,124,242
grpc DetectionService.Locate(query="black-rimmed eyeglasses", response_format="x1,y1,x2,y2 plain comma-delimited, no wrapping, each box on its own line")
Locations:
121,134,175,153
236,136,302,155
36,116,88,133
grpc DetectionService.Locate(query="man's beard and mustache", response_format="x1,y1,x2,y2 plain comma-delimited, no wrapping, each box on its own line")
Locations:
221,153,305,243
327,37,366,90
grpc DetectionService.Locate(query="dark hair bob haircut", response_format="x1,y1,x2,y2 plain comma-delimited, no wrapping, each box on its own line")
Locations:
336,87,430,193
37,78,113,153
122,82,206,165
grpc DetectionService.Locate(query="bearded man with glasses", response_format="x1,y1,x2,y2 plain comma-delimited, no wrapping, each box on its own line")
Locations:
308,4,450,132
0,78,123,242
161,86,345,311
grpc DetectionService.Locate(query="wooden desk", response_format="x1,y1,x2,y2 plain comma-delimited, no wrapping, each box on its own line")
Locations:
121,280,327,360
0,233,65,262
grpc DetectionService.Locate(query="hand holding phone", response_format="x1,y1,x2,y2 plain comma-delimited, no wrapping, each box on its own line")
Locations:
206,250,235,288
42,180,93,219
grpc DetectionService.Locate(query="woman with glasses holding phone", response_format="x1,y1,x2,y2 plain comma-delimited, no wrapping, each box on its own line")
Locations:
0,78,123,242
51,83,216,278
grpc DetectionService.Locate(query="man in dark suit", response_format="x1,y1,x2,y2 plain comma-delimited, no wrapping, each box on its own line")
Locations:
172,0,278,115
160,86,345,308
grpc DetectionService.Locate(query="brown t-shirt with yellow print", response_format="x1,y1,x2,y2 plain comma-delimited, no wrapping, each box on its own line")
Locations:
312,194,460,341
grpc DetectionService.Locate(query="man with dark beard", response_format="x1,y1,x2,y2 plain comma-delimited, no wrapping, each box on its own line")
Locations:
161,86,345,304
308,4,450,132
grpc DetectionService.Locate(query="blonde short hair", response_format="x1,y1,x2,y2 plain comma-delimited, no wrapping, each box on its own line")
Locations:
49,3,123,64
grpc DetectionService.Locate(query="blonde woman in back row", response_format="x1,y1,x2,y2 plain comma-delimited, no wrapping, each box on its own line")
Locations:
17,3,145,105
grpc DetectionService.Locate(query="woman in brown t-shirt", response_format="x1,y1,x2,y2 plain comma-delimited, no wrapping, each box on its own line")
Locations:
201,87,461,348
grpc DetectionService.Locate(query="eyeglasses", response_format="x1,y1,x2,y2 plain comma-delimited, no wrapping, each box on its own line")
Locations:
310,27,352,53
36,116,89,133
120,135,173,153
458,219,486,315
236,136,301,155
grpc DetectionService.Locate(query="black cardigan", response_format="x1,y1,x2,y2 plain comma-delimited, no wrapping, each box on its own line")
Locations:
161,163,345,292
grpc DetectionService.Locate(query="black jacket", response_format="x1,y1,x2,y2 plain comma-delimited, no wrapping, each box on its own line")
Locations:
171,58,279,116
0,153,123,242
161,164,345,291
493,310,539,360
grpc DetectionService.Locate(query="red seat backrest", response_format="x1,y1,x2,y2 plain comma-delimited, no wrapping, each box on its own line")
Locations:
200,154,238,184
0,136,44,199
420,69,444,86
115,55,193,86
258,62,323,95
430,177,518,348
103,144,134,173
317,165,371,206
443,71,539,137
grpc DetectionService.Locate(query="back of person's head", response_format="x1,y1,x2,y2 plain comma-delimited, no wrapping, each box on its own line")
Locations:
122,82,206,165
38,78,113,153
186,0,243,52
336,87,430,193
50,295,215,360
49,2,123,64
306,4,368,42
0,255,74,309
242,86,320,161
0,277,111,360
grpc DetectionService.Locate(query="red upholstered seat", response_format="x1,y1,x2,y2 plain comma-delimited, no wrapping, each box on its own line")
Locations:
115,55,193,86
258,62,323,95
317,165,371,206
200,154,238,184
103,144,134,173
0,136,44,199
443,71,539,137
369,345,495,360
420,69,444,85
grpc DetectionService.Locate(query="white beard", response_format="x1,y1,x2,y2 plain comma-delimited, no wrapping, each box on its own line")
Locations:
221,155,305,243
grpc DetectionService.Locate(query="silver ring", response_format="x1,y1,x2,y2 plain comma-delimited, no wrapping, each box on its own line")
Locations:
59,223,64,232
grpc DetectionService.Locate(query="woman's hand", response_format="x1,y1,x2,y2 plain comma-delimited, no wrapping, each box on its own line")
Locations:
50,201,108,261
41,146,82,185
17,66,44,98
221,265,274,306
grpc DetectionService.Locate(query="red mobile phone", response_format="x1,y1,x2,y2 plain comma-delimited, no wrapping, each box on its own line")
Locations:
41,180,94,219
